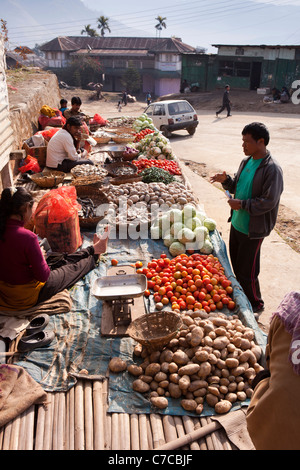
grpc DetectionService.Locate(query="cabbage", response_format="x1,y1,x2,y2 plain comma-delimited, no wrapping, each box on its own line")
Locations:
169,208,182,224
185,217,202,231
163,233,175,248
169,241,186,257
150,225,161,239
193,225,209,242
196,210,207,223
182,204,197,221
200,239,213,254
177,228,195,244
170,222,184,237
203,218,217,231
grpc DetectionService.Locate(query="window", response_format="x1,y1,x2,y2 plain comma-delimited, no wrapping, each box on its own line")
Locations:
153,104,165,116
168,101,194,115
218,60,251,77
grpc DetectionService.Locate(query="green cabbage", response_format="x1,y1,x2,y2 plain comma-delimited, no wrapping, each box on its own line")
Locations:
177,228,195,244
163,233,175,248
169,241,186,257
203,218,217,231
200,239,213,254
170,222,184,237
185,217,202,231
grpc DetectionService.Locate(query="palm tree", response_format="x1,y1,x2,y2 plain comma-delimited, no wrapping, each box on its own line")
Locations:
97,16,111,37
81,24,99,37
155,16,167,37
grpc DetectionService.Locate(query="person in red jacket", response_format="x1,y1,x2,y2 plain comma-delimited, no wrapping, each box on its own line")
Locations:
0,187,109,311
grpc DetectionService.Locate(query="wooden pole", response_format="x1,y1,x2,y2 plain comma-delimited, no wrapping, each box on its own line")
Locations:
156,420,221,451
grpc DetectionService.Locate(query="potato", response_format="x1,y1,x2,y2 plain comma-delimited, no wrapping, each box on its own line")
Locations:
154,371,168,382
213,336,230,350
160,349,173,363
132,379,150,393
215,400,232,414
237,391,247,401
149,351,161,363
109,357,127,373
225,392,238,403
140,375,153,384
145,363,161,377
198,361,212,379
150,396,168,409
178,374,190,391
207,385,220,397
173,350,189,365
231,365,246,377
160,362,170,374
190,326,204,346
188,379,208,392
133,343,143,357
206,393,219,407
196,404,204,415
168,383,182,399
194,349,209,362
178,364,200,376
181,399,198,411
168,362,178,374
225,357,239,369
127,364,143,376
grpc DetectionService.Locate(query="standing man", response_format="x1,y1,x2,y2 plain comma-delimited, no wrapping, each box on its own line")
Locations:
216,85,231,117
210,122,283,315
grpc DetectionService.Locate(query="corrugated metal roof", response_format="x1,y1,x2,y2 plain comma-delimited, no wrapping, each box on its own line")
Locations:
212,44,300,49
40,36,195,54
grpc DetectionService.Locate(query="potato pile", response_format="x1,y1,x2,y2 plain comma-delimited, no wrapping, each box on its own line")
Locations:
109,310,263,415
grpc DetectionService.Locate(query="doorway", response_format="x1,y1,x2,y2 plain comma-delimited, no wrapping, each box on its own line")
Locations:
250,62,262,90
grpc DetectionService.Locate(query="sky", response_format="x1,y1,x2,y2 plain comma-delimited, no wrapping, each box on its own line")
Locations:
2,0,300,53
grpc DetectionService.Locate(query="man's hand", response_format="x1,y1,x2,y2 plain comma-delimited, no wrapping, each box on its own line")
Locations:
93,226,110,255
228,198,242,210
210,171,227,184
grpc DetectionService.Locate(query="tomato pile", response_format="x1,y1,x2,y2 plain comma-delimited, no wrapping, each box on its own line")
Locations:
134,129,155,142
132,158,182,176
137,253,235,313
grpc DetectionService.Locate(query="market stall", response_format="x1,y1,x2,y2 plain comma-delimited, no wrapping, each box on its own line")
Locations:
0,112,266,450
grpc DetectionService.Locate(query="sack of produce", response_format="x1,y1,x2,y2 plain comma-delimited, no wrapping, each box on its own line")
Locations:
34,186,82,253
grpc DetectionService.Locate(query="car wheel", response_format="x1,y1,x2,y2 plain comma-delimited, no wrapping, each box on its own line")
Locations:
161,126,171,138
188,128,196,135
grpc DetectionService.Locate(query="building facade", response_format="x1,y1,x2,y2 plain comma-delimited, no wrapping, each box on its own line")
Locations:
39,36,196,96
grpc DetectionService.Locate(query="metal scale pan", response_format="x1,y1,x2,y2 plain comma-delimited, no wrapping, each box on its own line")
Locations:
92,268,147,336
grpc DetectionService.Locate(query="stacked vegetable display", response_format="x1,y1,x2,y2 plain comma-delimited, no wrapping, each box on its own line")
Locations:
139,253,236,313
150,205,217,257
132,159,181,176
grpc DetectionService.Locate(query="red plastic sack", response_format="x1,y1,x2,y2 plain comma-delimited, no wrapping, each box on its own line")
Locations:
34,186,82,253
38,109,66,130
90,114,107,126
19,155,41,174
35,128,60,142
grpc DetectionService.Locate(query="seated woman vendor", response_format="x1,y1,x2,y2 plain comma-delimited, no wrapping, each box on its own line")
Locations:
46,116,94,173
0,187,109,312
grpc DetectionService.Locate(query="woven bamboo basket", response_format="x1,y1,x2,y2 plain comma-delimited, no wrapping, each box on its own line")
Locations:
76,185,109,228
112,135,134,144
127,311,182,352
30,170,65,188
110,174,142,185
93,135,112,144
72,174,106,188
104,161,137,177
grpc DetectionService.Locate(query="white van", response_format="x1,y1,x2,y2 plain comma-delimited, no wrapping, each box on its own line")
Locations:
144,100,198,137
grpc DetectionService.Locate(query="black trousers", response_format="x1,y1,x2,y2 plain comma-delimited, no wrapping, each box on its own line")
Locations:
216,103,231,116
229,225,264,311
48,159,94,173
37,247,97,304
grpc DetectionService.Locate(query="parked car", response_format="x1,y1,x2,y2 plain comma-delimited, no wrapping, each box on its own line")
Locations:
144,100,198,137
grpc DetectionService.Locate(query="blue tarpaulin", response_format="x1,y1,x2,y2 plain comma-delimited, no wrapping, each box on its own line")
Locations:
14,229,267,417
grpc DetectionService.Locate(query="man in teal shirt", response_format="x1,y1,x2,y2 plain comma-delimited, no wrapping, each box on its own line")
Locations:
211,122,283,315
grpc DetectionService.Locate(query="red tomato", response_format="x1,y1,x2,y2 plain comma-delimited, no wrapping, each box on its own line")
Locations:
111,259,118,266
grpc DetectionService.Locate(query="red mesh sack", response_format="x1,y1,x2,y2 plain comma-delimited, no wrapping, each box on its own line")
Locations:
34,186,82,253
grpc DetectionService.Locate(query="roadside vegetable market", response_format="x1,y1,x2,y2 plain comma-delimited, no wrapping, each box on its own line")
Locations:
0,106,267,451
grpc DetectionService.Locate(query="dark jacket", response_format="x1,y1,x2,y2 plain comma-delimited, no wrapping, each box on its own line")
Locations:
223,90,230,105
222,152,283,239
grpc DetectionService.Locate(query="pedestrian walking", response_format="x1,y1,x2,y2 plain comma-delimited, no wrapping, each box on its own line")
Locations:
216,85,232,117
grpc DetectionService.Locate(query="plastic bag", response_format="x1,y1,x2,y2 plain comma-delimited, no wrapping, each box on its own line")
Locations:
35,128,60,142
19,155,41,174
34,186,82,253
90,114,107,126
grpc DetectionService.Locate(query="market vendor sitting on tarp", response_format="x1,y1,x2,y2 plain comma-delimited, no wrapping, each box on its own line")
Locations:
46,116,94,173
63,96,89,122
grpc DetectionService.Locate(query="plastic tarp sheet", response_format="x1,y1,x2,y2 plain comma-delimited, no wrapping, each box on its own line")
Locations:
14,230,267,417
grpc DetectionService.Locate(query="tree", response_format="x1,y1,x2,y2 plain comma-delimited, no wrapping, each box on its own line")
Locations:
155,16,167,37
81,24,99,37
97,16,111,37
121,61,141,94
0,19,9,51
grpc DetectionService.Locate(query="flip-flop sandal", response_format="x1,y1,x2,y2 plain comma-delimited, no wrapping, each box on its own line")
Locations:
18,330,55,353
26,314,50,335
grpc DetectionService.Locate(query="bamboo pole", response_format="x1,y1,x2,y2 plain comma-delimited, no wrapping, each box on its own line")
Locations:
182,415,200,450
156,420,221,451
122,413,131,450
43,393,54,450
10,415,21,450
111,413,120,449
57,392,66,450
2,419,12,450
138,414,149,450
193,417,208,450
146,415,153,450
84,381,93,450
24,405,35,450
130,414,140,450
93,380,104,450
35,403,46,450
74,381,85,450
67,385,75,450
162,415,178,444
